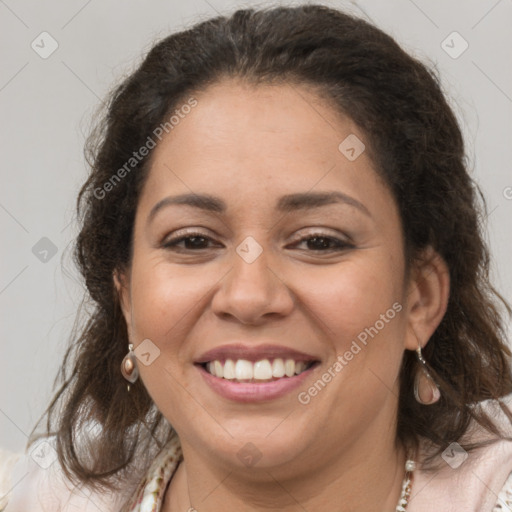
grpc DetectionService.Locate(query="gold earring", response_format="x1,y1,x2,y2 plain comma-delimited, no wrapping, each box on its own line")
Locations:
414,345,440,405
121,343,139,391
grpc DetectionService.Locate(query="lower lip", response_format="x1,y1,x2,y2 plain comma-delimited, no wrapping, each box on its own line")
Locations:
196,363,318,403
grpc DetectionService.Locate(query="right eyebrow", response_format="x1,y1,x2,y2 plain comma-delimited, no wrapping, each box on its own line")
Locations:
147,193,226,226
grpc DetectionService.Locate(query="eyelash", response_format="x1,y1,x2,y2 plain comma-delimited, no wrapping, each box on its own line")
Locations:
161,230,354,253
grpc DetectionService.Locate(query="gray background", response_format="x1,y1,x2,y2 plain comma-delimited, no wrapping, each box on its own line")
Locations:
1,0,511,453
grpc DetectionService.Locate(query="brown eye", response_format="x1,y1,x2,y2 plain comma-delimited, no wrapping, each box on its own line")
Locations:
291,233,354,252
162,232,217,251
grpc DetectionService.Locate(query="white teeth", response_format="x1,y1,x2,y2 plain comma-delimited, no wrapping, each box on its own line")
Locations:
284,359,295,377
253,359,272,380
235,359,253,380
272,358,285,378
214,360,223,378
223,359,236,379
295,361,306,375
204,358,312,380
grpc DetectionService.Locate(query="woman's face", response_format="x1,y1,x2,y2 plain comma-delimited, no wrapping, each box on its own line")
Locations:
117,79,421,473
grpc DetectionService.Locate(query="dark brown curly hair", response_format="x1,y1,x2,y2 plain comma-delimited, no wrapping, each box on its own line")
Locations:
29,2,512,502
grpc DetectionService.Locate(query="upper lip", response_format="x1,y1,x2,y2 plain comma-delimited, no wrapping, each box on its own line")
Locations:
194,344,320,364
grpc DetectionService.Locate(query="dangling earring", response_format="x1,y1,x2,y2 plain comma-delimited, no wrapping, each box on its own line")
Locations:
121,343,139,391
414,345,440,405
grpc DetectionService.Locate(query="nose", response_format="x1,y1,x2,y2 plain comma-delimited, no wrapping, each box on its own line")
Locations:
211,239,295,326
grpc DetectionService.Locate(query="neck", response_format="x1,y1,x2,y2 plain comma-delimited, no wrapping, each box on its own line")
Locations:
163,431,408,512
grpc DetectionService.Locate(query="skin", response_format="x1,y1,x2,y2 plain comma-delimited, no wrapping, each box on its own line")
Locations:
115,79,450,511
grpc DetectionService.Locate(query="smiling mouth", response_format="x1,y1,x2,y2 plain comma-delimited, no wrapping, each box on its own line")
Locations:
197,358,319,383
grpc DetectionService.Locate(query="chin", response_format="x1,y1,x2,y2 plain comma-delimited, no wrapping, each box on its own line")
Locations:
198,418,313,470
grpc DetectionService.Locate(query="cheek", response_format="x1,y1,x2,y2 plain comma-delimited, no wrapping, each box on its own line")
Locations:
301,255,403,341
313,262,405,407
126,259,212,424
301,251,406,403
129,260,209,343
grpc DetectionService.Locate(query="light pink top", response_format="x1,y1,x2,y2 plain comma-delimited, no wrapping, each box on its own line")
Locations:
3,411,512,511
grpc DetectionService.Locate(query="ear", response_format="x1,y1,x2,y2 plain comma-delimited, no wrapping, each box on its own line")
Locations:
113,268,131,325
403,246,450,351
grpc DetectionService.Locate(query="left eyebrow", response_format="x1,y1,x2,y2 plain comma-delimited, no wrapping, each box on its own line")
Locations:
276,191,371,217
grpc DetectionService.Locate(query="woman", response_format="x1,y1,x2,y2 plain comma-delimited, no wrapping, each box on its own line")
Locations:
2,4,512,511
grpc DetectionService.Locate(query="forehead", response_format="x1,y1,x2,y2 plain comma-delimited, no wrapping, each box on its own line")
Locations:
157,79,358,162
138,79,392,219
